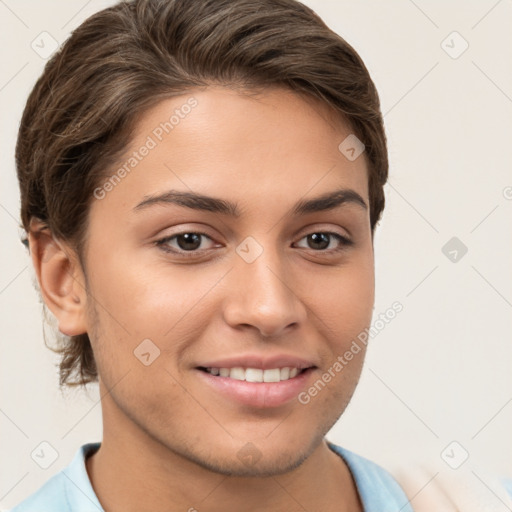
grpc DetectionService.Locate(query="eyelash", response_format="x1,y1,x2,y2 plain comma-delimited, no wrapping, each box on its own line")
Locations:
154,231,353,258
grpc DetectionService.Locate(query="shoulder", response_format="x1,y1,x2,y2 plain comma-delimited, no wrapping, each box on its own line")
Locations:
328,442,414,511
8,471,69,512
378,457,512,511
8,443,102,512
329,442,512,510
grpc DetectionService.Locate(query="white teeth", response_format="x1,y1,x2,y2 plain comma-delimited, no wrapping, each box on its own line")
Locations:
229,367,245,380
245,368,263,382
280,367,290,380
204,366,305,382
263,368,281,383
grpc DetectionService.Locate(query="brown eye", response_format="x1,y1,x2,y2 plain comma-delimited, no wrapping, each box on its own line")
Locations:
306,233,330,250
295,232,353,252
175,233,202,251
156,232,216,254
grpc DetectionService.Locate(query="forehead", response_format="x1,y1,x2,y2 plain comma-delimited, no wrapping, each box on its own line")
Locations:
93,85,369,216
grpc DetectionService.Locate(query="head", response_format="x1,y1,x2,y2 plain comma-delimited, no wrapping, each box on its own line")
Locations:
17,0,387,475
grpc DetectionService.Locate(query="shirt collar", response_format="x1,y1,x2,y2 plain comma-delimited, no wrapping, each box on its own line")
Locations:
62,442,104,511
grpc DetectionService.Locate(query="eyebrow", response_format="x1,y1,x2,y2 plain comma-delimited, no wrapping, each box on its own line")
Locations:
133,188,367,216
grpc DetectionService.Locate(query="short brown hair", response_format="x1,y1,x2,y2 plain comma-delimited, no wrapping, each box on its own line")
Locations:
16,0,388,388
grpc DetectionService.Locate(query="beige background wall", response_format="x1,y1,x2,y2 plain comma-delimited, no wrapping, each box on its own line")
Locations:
1,0,511,509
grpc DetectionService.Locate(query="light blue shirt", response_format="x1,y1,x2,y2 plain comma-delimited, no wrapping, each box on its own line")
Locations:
6,441,420,511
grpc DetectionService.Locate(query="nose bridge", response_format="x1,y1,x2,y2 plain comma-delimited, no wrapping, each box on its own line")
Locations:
224,238,304,336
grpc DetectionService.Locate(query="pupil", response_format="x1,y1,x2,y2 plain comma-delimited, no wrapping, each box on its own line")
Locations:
177,233,201,250
309,233,329,250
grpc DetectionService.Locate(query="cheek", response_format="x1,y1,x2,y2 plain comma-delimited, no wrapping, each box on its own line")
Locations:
308,255,375,339
85,248,193,334
83,248,224,375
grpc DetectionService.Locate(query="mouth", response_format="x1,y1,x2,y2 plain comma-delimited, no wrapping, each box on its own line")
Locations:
195,365,317,408
197,366,310,382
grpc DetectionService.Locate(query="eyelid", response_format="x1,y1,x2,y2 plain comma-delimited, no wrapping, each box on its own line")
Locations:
155,231,218,254
295,222,352,242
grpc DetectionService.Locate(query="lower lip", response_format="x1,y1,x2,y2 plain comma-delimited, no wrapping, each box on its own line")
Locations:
196,368,316,408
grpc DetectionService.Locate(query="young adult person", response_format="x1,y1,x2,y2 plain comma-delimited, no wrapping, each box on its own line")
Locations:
10,0,512,510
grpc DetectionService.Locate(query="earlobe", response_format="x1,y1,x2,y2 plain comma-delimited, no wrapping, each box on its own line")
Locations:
28,219,88,337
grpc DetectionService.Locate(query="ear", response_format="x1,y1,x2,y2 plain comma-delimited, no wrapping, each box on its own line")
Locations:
28,219,88,337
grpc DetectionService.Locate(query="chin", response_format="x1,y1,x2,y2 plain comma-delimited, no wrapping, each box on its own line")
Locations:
193,444,312,478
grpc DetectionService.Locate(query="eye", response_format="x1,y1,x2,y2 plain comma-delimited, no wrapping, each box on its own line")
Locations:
154,230,353,258
155,232,217,254
294,232,353,252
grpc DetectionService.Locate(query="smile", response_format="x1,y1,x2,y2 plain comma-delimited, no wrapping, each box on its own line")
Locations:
199,366,305,382
196,366,316,408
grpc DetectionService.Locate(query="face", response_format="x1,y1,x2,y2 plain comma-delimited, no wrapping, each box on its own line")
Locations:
81,85,374,476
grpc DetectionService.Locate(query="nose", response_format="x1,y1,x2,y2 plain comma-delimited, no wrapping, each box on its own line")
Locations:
222,246,307,338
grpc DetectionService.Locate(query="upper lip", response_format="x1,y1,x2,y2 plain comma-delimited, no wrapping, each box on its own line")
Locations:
196,354,318,370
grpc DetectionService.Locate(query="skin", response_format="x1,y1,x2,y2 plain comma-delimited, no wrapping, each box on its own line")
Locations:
30,85,375,512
